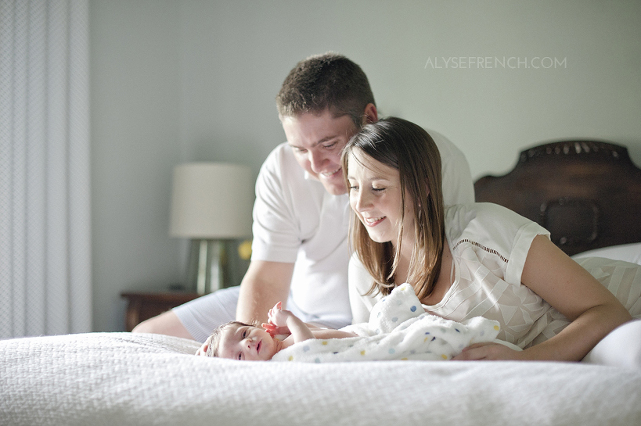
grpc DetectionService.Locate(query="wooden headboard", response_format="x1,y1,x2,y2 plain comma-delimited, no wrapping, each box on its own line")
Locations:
474,140,641,256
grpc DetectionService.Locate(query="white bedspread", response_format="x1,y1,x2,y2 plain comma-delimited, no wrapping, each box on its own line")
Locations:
273,283,504,362
2,331,640,426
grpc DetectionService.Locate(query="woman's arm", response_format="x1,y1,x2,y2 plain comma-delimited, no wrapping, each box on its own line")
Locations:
454,235,632,361
519,235,631,360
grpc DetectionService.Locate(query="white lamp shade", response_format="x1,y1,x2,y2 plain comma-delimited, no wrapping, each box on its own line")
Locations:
170,163,254,239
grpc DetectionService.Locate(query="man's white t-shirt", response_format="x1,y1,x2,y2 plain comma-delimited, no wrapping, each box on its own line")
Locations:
251,130,474,328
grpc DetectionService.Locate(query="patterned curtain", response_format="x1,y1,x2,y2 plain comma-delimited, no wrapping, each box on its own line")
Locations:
0,0,91,337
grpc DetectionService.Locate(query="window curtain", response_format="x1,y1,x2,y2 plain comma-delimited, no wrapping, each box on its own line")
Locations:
0,0,91,338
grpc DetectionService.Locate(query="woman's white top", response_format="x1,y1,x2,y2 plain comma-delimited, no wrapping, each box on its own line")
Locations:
349,203,641,348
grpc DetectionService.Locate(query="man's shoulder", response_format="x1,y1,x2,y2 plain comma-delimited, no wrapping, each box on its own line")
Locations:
262,142,297,170
259,142,305,184
424,128,464,159
257,142,325,199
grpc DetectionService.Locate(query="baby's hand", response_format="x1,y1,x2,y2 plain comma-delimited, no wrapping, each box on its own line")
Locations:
267,301,291,328
261,301,291,337
261,322,282,337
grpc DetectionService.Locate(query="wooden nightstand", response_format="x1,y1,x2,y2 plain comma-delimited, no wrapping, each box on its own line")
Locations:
121,291,201,331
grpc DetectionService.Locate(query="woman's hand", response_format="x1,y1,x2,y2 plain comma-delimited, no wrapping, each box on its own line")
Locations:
452,342,524,361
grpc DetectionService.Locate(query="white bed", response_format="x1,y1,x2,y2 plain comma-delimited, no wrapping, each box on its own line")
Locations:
2,140,641,425
1,331,640,426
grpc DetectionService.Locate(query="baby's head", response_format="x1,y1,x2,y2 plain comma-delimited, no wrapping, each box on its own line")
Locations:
196,320,280,361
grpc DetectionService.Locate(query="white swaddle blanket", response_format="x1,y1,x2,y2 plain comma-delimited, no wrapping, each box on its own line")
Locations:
272,284,509,363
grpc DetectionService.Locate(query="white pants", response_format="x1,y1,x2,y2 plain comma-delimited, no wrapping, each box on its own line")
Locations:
172,286,240,343
582,319,641,369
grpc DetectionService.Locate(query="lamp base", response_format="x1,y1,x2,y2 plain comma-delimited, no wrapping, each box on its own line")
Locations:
186,239,230,295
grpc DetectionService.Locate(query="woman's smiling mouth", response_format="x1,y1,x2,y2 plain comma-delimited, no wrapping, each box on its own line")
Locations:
363,216,385,227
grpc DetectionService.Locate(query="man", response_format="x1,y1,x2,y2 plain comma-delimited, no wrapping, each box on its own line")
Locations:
133,53,474,342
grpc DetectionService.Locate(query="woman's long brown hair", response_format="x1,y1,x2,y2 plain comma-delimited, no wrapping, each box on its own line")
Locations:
341,117,445,300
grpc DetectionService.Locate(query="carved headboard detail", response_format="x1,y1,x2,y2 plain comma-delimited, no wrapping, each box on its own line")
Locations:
474,140,641,256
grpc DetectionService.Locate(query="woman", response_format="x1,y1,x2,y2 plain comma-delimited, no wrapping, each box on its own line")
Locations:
342,117,640,364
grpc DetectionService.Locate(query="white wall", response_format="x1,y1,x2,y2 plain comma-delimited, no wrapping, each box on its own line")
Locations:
90,0,641,331
90,0,182,331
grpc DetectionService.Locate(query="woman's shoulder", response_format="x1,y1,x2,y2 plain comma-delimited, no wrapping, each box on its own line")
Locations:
445,203,528,231
445,203,548,250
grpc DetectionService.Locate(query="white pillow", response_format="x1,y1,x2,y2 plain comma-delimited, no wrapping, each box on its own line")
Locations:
572,242,641,265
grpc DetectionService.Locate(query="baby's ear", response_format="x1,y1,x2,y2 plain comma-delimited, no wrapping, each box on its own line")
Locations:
195,342,209,356
196,334,214,356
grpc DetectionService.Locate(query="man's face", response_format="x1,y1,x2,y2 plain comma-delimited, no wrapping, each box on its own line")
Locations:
281,110,359,195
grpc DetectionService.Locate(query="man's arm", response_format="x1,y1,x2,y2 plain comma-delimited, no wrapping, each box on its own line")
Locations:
236,259,294,325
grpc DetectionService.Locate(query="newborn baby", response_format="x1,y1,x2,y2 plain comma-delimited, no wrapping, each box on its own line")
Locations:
196,301,356,360
197,284,511,362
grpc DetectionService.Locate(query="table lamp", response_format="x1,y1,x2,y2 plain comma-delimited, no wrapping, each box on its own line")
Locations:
170,163,253,295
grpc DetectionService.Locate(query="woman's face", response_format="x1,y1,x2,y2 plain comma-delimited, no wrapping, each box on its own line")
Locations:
347,149,415,247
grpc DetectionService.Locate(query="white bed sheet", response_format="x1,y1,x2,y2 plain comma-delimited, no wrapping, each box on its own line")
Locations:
1,332,640,426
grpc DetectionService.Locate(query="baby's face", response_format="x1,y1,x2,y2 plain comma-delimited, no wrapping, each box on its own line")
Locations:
218,324,278,361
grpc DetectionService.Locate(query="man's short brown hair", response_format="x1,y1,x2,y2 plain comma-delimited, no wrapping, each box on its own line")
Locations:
276,53,376,128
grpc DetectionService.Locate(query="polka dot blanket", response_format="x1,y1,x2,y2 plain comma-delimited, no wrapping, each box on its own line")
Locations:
271,283,516,363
